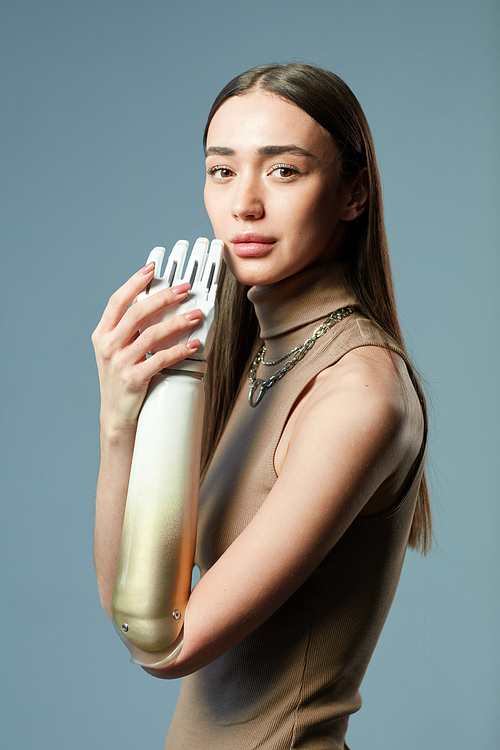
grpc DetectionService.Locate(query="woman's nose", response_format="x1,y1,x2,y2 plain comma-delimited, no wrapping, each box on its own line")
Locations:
232,176,264,220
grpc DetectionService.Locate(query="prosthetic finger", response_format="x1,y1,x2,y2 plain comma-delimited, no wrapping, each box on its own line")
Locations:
111,238,223,668
138,238,222,358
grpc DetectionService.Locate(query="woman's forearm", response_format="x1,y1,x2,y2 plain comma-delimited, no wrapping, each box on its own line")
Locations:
94,423,137,618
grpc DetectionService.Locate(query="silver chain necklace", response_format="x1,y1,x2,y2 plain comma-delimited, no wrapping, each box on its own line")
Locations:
248,305,357,407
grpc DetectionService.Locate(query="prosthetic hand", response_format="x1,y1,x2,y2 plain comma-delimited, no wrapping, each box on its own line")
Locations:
111,238,223,668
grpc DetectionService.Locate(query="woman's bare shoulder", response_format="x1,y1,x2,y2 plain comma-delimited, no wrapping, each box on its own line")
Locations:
322,344,413,400
301,345,418,424
276,345,423,487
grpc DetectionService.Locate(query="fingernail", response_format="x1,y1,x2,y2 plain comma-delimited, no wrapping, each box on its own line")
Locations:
140,261,155,275
172,282,190,295
186,339,201,350
184,309,203,321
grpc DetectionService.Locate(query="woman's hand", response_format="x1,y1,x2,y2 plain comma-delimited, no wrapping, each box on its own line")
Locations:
91,262,203,433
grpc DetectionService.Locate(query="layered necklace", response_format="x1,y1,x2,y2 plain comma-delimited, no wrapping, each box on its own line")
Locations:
248,305,357,407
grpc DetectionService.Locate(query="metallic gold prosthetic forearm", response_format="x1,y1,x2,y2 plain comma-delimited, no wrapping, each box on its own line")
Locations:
111,238,222,668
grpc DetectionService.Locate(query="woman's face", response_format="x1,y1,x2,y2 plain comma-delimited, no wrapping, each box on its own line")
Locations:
204,89,353,287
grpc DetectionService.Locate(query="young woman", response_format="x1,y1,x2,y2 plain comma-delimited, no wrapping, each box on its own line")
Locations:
93,63,431,749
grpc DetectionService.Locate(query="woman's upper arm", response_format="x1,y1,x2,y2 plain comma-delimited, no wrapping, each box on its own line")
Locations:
147,349,414,679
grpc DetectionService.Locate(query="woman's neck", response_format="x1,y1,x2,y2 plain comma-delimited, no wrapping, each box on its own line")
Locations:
247,261,357,342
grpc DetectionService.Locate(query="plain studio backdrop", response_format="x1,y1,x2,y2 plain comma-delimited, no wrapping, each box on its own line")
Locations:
1,1,498,748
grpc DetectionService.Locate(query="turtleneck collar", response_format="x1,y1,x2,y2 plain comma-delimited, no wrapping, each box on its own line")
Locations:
247,262,358,340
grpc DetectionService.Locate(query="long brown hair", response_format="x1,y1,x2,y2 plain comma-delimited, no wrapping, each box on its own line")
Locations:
201,63,431,553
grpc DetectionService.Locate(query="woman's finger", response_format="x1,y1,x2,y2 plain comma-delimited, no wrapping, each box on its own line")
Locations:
134,339,202,384
111,282,192,348
129,308,203,364
95,262,156,334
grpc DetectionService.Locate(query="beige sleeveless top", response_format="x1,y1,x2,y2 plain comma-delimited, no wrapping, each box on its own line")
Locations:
165,263,426,750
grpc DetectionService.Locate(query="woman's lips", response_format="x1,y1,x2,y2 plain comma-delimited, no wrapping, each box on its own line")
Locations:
231,233,276,257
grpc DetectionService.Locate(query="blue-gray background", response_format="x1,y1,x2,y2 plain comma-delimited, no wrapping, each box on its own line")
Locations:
1,0,498,747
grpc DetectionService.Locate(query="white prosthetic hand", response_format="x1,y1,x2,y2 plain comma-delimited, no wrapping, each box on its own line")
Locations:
111,238,223,668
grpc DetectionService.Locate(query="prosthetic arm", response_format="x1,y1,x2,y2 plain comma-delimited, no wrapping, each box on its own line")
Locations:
111,238,223,668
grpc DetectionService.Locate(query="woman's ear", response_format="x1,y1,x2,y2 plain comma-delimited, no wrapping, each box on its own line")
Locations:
341,167,369,221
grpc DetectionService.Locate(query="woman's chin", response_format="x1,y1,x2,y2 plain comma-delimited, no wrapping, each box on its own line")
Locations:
226,257,298,288
232,269,288,288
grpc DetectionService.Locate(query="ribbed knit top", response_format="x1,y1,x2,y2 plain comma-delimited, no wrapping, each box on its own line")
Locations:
165,263,426,750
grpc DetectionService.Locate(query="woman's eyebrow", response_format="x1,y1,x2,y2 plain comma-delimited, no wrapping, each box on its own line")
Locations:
257,145,317,158
204,145,317,158
205,146,235,157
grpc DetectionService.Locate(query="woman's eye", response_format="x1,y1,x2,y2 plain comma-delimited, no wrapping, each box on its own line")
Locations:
270,165,299,179
208,166,233,179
